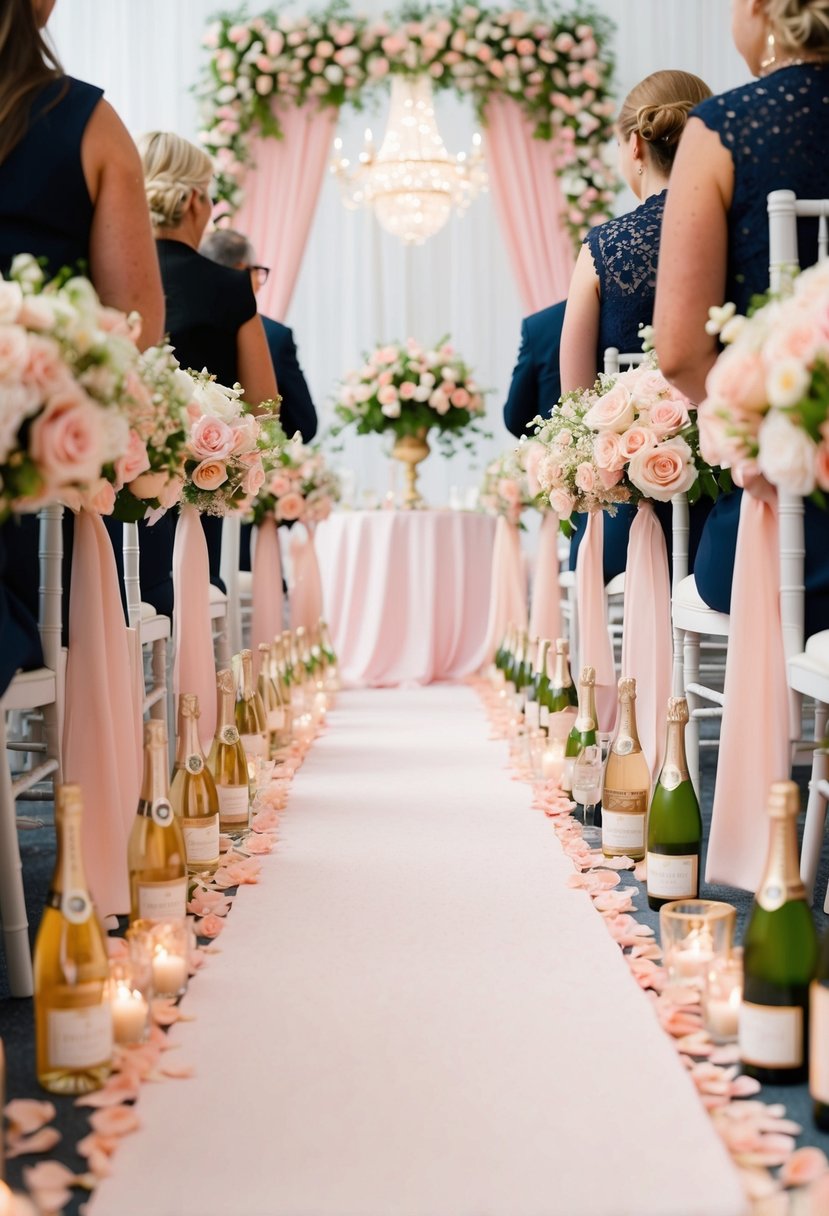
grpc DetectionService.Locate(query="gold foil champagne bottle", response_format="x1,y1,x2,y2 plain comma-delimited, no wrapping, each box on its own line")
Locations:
128,719,188,923
741,781,818,1085
258,642,289,757
601,677,650,861
207,669,251,834
565,666,598,756
170,694,221,876
34,784,113,1094
235,648,269,788
646,698,702,909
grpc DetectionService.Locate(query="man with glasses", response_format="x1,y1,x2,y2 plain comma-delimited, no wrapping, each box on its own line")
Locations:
200,228,317,442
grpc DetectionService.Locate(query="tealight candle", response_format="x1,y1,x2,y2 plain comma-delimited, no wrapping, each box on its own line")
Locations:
110,980,149,1045
704,950,743,1043
152,946,188,998
542,740,567,785
660,900,736,988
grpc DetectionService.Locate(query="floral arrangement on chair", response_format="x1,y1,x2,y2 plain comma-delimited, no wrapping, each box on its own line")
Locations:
249,432,341,527
699,259,829,499
479,439,548,526
332,337,488,456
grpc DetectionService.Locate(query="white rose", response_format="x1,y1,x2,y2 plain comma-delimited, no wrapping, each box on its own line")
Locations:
413,385,431,402
766,357,811,409
192,375,242,421
583,383,635,433
757,411,817,496
380,399,401,418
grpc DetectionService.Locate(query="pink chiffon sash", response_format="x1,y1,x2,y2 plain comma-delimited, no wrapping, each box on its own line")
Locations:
63,509,140,917
575,512,617,733
173,505,216,752
289,525,324,632
620,503,672,780
705,493,790,890
481,515,528,664
251,516,283,676
528,511,562,644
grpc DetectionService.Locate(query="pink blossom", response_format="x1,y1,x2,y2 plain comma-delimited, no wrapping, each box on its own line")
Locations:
84,477,116,515
191,458,228,491
450,386,470,408
584,383,635,433
29,389,104,486
593,429,626,471
497,477,521,503
377,384,398,406
0,323,31,380
399,380,417,400
704,345,768,416
24,334,70,396
550,488,574,516
270,472,292,496
628,436,696,501
242,459,265,497
128,470,167,500
378,370,394,387
575,462,595,493
195,912,225,938
190,414,235,460
158,473,185,508
619,425,658,460
276,490,304,521
648,399,690,438
115,428,151,489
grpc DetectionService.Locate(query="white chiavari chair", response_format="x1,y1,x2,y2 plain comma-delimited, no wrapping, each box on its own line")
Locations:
123,521,171,738
0,505,64,996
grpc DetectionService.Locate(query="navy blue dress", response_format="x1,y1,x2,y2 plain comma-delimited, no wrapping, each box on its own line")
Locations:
691,64,829,636
0,75,104,695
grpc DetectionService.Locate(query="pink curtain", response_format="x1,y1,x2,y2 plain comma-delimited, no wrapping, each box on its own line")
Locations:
483,96,575,314
705,494,790,891
251,516,284,676
481,516,528,665
620,504,672,781
289,524,324,633
575,512,616,733
231,104,339,320
63,510,141,917
172,506,216,752
528,511,562,643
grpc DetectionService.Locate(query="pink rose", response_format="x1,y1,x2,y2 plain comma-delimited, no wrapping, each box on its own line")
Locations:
399,381,417,400
191,458,228,491
127,470,167,500
704,345,767,416
450,387,470,408
276,490,304,521
816,441,829,492
270,472,291,496
114,429,151,490
24,334,70,396
242,460,265,497
83,477,116,515
619,425,658,460
648,400,690,438
757,411,817,495
158,474,184,508
523,440,545,497
190,415,235,460
575,462,595,493
377,385,398,406
593,429,626,471
0,324,31,381
549,488,575,516
29,389,104,486
628,437,696,501
497,477,521,503
597,466,625,489
697,407,751,469
583,383,635,433
231,415,259,455
195,913,225,939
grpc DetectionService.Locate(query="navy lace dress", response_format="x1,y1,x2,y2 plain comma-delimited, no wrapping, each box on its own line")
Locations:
692,64,829,636
0,76,104,696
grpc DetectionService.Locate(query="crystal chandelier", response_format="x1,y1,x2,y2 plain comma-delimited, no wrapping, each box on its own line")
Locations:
330,75,487,246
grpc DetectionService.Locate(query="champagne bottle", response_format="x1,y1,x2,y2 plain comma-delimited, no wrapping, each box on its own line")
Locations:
566,666,598,756
235,648,269,787
281,630,297,690
548,638,579,712
601,678,650,861
525,638,549,732
258,641,289,756
128,719,188,923
741,780,818,1085
170,694,221,876
646,698,702,909
207,668,251,834
270,639,294,739
810,925,829,1129
34,784,113,1094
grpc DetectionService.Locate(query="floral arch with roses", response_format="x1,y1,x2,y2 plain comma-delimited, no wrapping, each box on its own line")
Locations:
198,3,617,247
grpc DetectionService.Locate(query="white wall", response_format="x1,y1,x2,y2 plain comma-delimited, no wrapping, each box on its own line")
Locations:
47,0,748,504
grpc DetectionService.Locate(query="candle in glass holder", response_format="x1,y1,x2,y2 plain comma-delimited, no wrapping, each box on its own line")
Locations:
152,946,188,998
660,900,736,987
542,738,567,785
704,950,743,1043
110,980,149,1045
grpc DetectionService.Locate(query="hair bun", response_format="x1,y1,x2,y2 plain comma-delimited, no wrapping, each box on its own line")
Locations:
636,99,694,146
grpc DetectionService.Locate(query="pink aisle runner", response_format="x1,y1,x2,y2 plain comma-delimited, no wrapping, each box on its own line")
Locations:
89,687,744,1216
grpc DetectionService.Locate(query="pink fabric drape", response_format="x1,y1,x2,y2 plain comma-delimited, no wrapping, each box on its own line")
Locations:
481,515,528,665
705,494,790,890
63,510,140,917
575,512,616,733
173,505,216,752
620,503,672,781
290,525,324,633
528,512,562,643
231,104,339,320
251,516,284,677
483,96,575,313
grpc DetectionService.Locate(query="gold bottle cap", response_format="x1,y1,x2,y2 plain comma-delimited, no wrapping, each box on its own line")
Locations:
580,666,596,685
767,780,800,819
555,638,570,655
143,719,167,746
180,693,200,717
240,648,252,662
666,697,689,724
618,676,636,699
216,668,234,694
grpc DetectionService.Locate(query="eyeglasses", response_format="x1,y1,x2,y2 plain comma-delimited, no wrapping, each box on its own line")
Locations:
249,264,270,286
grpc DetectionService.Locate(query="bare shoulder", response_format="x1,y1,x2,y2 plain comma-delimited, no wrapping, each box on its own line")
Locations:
80,98,143,201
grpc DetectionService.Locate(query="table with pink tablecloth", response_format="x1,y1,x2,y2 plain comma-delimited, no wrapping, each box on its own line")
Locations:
314,510,495,687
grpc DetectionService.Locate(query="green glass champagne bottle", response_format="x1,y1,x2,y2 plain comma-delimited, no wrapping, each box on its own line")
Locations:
548,638,579,713
811,925,829,1130
524,638,549,732
741,781,818,1085
565,666,598,757
646,698,702,909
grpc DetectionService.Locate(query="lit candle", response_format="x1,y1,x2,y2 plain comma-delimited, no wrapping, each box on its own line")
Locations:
671,927,715,983
705,988,741,1041
111,981,149,1045
542,748,566,785
152,946,188,997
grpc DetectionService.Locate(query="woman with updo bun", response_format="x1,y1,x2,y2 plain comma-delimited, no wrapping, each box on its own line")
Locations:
561,69,712,579
655,0,829,635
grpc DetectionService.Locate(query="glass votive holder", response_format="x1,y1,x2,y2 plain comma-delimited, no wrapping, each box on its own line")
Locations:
527,729,547,781
660,899,736,987
541,735,567,786
148,919,190,999
108,959,150,1045
703,948,743,1043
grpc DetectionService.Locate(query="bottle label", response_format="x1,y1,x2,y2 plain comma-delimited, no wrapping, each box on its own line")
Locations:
182,817,221,864
220,725,240,745
524,702,540,731
539,705,550,728
601,807,647,851
151,798,174,829
61,888,93,925
218,784,250,826
48,1000,113,1069
137,877,187,922
185,754,204,775
241,733,267,759
646,852,698,900
739,1000,803,1069
810,984,829,1101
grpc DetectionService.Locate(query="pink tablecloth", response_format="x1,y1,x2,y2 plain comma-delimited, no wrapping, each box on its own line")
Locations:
314,510,496,687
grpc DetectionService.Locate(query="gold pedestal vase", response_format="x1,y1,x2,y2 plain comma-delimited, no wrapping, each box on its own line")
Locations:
391,428,430,509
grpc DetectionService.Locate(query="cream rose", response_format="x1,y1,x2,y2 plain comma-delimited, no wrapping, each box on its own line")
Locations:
190,415,235,460
593,429,626,471
0,324,31,382
191,458,228,491
757,411,817,496
575,462,596,493
242,460,265,497
583,383,635,433
276,490,304,521
628,437,696,501
549,488,575,517
648,399,690,438
619,425,658,461
29,389,104,486
704,345,767,416
114,429,151,490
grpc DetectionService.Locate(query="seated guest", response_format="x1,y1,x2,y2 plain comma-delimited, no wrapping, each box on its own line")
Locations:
502,300,566,439
200,228,317,443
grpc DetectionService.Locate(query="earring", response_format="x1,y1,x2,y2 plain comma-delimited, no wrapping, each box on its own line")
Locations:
759,30,776,74
637,164,644,176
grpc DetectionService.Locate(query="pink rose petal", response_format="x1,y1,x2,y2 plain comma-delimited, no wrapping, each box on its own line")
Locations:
159,1060,196,1079
779,1146,829,1188
5,1098,56,1135
75,1071,140,1107
5,1126,62,1157
22,1160,77,1191
89,1106,141,1137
